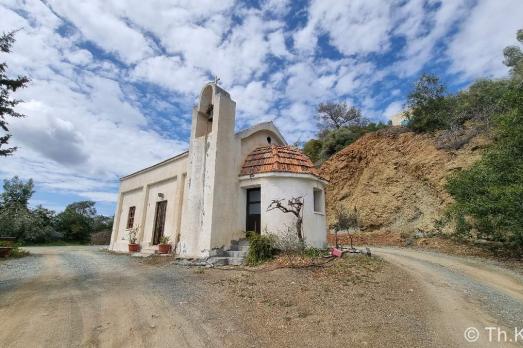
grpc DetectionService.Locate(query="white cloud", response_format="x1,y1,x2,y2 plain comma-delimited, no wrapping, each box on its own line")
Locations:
294,0,394,56
46,0,155,63
79,191,117,203
0,0,518,212
261,0,291,17
383,101,403,120
447,0,523,79
230,80,276,126
66,49,93,66
391,0,470,76
132,56,208,95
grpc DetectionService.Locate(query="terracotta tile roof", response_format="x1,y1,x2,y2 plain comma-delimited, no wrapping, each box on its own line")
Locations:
240,145,324,179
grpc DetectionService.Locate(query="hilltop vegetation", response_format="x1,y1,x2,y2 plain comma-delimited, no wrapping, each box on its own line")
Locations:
315,29,523,255
303,102,388,164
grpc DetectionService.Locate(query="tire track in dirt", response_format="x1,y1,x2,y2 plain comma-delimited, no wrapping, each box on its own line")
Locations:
0,247,227,348
373,247,523,348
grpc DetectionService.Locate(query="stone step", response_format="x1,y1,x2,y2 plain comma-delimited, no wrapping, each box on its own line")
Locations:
206,256,246,266
227,257,245,266
208,248,227,257
206,257,229,266
226,245,249,252
238,239,250,247
226,250,248,258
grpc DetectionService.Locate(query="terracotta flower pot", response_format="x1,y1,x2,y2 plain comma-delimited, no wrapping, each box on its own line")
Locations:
0,247,12,258
128,243,140,252
158,244,172,254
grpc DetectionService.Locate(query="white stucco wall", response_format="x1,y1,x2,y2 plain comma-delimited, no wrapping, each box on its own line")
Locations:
115,188,142,242
239,173,327,248
109,154,188,252
141,178,178,247
110,82,325,257
179,84,288,257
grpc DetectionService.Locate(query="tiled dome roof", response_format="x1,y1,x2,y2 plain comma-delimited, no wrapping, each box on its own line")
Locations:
240,145,323,179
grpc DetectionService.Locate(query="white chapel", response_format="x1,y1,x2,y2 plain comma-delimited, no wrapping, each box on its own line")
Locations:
109,82,327,257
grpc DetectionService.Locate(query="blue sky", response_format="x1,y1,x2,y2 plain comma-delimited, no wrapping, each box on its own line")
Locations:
0,0,522,216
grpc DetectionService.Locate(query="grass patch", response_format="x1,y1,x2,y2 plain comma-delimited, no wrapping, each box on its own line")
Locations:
8,246,30,258
0,241,30,259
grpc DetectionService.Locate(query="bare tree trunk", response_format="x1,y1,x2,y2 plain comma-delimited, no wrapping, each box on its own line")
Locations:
267,196,304,243
296,216,303,241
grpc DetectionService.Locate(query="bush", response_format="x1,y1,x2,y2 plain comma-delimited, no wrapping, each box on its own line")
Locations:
0,241,29,258
267,227,305,251
405,76,514,135
302,247,323,258
319,123,387,161
446,79,523,255
303,139,322,164
404,74,453,133
303,122,388,163
8,245,30,258
246,234,274,265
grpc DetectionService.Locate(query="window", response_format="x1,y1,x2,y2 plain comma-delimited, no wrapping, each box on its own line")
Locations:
126,206,136,229
313,188,323,213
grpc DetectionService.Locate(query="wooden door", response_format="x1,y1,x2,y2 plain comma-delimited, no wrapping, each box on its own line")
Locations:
246,188,261,234
152,200,167,245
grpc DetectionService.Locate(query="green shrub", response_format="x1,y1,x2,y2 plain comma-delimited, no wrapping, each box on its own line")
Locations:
303,139,322,164
303,122,388,163
405,75,515,135
446,79,523,255
302,247,323,258
8,245,30,258
404,74,453,133
245,231,257,240
246,234,274,265
319,123,387,161
0,241,29,258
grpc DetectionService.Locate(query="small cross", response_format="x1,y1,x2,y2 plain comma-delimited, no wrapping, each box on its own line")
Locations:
213,75,221,85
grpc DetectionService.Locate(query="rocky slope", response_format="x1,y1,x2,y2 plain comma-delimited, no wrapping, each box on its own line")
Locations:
319,127,489,234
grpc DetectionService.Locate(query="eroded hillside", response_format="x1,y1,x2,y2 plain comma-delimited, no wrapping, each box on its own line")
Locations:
319,127,489,234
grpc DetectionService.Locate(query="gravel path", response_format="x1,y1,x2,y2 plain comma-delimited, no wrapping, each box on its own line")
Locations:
373,247,523,347
1,246,522,347
0,246,235,348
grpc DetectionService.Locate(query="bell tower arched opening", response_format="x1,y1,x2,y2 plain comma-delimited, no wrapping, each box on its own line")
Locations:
195,85,214,138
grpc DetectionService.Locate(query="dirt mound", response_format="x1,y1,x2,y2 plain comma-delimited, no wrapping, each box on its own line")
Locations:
319,126,489,234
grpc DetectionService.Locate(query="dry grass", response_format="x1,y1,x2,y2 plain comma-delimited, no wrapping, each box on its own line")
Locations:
195,253,436,347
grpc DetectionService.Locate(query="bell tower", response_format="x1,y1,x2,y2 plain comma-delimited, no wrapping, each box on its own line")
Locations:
179,82,237,257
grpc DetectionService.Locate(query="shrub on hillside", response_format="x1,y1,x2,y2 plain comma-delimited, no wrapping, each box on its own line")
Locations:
304,123,388,163
446,79,523,255
404,74,453,133
303,139,322,164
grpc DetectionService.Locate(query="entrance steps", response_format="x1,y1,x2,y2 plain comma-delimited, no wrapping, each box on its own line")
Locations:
206,239,250,266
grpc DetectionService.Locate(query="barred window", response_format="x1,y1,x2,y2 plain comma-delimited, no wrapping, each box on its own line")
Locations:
313,189,323,213
127,206,136,229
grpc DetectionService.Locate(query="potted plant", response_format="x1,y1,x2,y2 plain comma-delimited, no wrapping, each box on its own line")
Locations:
158,236,171,254
127,226,140,252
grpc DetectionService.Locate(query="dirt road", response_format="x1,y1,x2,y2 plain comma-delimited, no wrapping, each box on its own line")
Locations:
0,246,240,348
1,246,522,347
373,247,523,347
